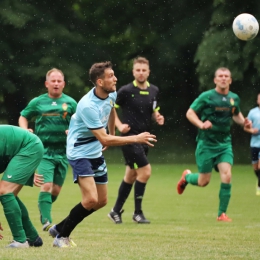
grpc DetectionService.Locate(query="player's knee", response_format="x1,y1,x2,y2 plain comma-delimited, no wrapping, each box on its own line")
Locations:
82,196,98,209
41,182,52,192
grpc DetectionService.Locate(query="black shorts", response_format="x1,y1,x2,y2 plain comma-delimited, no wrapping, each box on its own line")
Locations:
121,143,149,169
251,147,260,164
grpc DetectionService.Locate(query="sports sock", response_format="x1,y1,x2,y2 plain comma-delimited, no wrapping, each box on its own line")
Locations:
254,170,260,187
113,180,133,213
58,202,95,237
38,191,52,224
16,196,38,242
51,195,58,203
218,182,231,217
0,193,26,243
134,180,146,213
185,173,199,185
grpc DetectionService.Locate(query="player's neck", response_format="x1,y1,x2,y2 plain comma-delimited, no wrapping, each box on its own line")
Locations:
215,86,229,95
135,81,148,90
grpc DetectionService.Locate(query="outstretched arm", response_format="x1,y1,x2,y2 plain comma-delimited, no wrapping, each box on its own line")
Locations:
152,111,164,125
114,109,130,134
233,112,252,129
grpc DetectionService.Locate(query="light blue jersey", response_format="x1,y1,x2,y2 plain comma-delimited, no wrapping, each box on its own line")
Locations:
67,87,117,159
247,107,260,147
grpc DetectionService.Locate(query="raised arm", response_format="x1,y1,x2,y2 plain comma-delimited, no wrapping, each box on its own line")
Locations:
18,116,34,133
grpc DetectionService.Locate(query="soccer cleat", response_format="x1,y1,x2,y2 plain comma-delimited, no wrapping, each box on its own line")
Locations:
42,221,53,231
6,240,29,248
27,236,43,247
132,211,150,224
217,213,232,222
48,225,59,238
177,169,191,194
53,236,71,248
108,209,124,224
49,225,77,247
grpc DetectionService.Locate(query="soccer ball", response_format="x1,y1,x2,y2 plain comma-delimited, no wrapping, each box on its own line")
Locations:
232,13,259,41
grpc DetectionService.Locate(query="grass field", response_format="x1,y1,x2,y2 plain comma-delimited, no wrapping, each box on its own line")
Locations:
0,163,259,260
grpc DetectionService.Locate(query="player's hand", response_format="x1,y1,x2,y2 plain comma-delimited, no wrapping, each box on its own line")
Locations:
65,130,69,135
201,120,212,130
118,124,130,134
244,118,252,129
0,222,3,239
136,132,157,147
27,128,34,133
34,174,44,187
156,114,164,125
102,146,109,152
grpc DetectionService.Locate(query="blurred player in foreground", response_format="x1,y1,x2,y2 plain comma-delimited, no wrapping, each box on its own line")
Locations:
108,56,164,224
48,61,157,247
177,67,252,222
244,93,260,195
0,125,44,248
19,68,77,231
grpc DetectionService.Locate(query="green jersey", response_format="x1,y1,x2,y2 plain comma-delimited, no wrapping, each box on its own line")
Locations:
0,125,39,173
20,93,77,158
190,89,240,148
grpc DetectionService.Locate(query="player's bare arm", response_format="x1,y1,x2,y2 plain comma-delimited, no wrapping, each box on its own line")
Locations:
233,113,252,128
153,111,164,125
186,108,212,129
91,128,157,147
114,108,130,133
18,116,34,133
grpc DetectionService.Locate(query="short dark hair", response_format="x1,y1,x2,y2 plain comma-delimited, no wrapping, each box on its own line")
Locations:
89,61,113,85
214,67,231,77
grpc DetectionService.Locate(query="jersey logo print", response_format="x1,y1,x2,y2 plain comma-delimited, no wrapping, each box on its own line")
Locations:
52,102,57,106
222,97,227,101
7,175,12,179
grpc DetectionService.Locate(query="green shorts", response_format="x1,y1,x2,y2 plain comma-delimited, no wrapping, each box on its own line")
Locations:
195,143,233,173
37,157,68,186
1,136,44,186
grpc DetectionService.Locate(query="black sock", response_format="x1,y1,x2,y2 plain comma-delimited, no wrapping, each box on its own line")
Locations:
254,170,260,187
134,180,146,214
57,203,95,238
113,180,133,213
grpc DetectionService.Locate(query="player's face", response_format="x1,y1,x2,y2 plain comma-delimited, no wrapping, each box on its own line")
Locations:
45,72,65,98
100,68,117,93
214,69,232,91
133,63,150,84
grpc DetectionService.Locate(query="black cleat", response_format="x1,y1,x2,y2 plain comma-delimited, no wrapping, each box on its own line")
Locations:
27,236,43,247
108,209,124,224
133,211,150,224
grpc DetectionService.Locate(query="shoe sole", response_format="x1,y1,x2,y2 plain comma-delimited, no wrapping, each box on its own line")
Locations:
177,169,191,194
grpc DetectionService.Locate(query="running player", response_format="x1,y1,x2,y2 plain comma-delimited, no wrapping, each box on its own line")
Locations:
0,125,44,248
176,67,252,222
48,61,157,247
244,93,260,195
18,68,77,231
108,56,164,224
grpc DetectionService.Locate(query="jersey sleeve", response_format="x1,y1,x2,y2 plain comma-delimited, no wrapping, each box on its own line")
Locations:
153,87,160,112
20,97,39,120
234,95,241,115
190,92,207,113
71,99,78,113
80,106,103,130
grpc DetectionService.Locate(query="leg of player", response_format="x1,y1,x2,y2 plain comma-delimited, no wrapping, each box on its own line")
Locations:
133,164,151,224
217,162,232,222
108,166,134,224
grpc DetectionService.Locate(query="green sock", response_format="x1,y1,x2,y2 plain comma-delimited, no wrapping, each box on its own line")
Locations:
16,196,38,242
52,195,58,203
218,183,231,217
38,192,52,224
0,193,26,243
185,173,199,185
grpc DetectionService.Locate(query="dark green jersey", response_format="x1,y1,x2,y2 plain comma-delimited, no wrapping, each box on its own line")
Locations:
0,125,38,173
20,93,77,158
190,89,240,147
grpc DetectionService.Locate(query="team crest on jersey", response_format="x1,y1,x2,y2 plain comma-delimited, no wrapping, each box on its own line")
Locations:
230,98,234,106
110,100,114,107
62,103,68,111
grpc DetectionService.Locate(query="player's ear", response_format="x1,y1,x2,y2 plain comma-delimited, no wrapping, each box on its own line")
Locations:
97,78,103,86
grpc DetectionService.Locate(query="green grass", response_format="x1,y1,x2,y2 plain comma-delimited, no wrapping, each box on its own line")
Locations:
0,164,259,259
